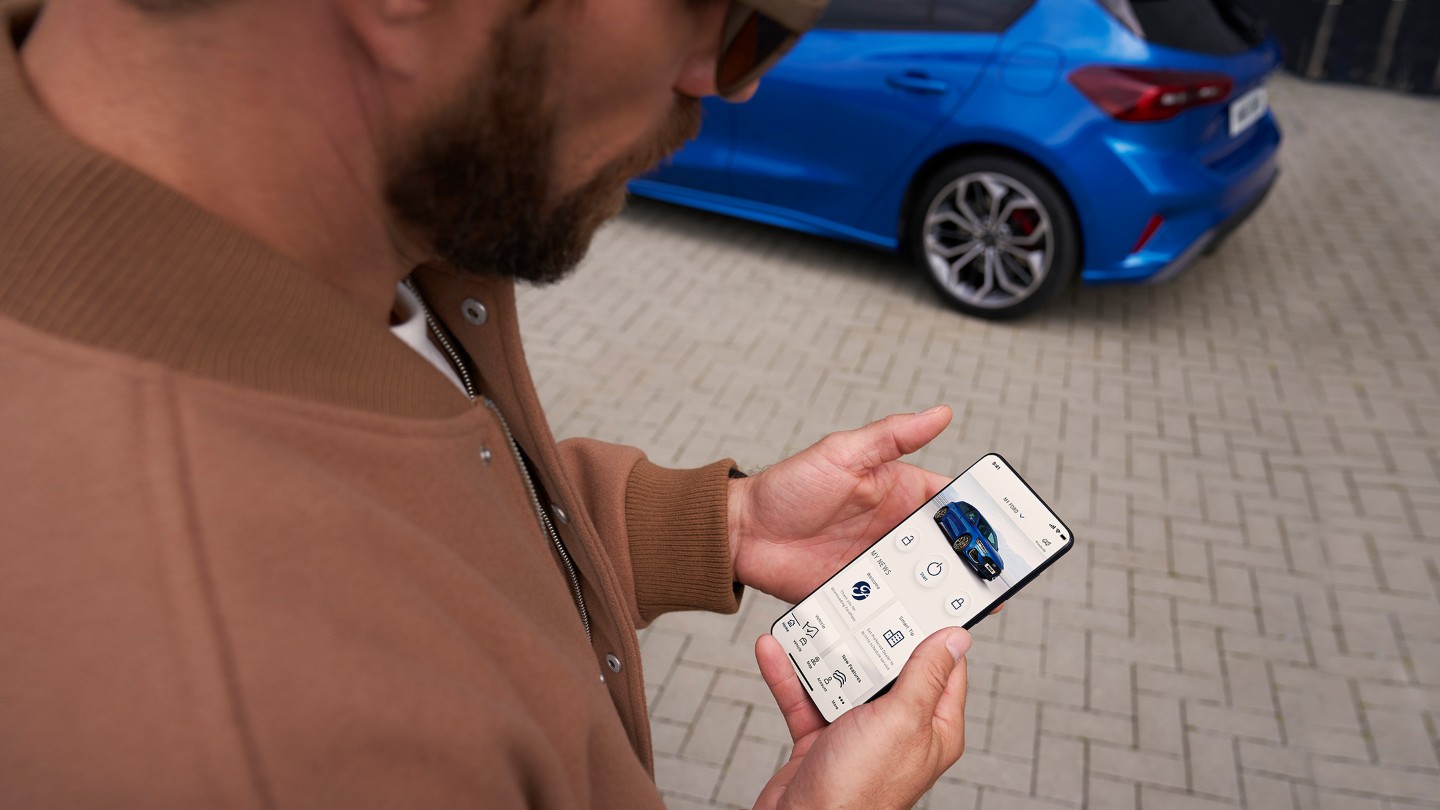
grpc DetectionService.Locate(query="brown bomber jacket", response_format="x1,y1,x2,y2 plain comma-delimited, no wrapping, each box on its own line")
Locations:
0,4,742,807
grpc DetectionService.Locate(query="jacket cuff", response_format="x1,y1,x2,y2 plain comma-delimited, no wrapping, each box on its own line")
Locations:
625,458,743,621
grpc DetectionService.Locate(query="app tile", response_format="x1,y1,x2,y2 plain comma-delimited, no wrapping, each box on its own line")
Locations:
775,603,842,658
857,600,921,677
823,564,889,627
809,657,849,700
828,643,874,703
796,642,872,721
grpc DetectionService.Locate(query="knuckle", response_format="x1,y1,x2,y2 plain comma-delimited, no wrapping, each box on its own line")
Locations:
813,430,847,457
926,657,953,690
907,650,951,696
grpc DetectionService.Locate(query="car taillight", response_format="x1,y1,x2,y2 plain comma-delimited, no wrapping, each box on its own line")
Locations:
1069,66,1234,122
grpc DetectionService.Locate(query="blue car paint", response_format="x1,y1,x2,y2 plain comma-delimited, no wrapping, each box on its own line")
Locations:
934,501,1004,581
631,0,1282,286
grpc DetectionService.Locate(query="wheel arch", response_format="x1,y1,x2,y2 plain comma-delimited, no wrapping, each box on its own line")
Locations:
896,142,1086,270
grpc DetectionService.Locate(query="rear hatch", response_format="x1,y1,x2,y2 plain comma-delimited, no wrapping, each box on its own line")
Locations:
1099,0,1278,168
1102,0,1267,56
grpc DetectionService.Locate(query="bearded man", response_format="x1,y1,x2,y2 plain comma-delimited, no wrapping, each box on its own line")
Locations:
0,0,973,806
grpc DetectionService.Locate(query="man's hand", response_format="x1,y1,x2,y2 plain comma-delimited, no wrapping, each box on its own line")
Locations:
729,407,953,603
752,628,971,810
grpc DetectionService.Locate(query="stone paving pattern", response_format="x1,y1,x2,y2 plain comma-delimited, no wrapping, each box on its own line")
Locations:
518,75,1440,809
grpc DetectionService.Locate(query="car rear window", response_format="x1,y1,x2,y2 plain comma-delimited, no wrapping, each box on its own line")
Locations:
819,0,930,30
1110,0,1266,55
931,0,1035,32
819,0,1034,32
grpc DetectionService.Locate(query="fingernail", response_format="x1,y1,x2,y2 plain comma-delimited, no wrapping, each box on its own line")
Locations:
945,630,972,661
921,404,947,416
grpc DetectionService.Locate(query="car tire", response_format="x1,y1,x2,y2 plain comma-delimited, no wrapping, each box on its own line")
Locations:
907,154,1079,319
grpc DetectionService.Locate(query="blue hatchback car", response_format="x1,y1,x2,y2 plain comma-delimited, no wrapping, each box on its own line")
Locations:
935,501,1004,581
632,0,1282,318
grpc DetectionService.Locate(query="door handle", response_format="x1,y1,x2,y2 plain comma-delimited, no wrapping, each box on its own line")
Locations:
886,71,950,95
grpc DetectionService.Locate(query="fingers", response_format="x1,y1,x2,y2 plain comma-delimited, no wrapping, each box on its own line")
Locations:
826,406,953,476
756,634,827,742
884,627,971,758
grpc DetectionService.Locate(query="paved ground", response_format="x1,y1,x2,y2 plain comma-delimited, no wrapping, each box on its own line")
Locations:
518,74,1440,809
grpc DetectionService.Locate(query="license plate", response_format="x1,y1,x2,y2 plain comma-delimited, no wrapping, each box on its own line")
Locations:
1228,86,1268,138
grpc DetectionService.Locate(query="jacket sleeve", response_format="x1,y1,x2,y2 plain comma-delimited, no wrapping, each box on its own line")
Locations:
556,438,742,626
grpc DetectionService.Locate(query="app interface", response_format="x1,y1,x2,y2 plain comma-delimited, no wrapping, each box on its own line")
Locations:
771,454,1071,722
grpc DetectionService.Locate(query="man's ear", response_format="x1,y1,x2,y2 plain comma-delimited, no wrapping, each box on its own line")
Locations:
336,0,440,78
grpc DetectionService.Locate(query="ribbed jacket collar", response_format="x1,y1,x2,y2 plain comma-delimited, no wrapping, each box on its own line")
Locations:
0,2,470,418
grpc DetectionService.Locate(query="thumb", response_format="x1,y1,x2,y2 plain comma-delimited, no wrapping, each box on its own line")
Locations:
891,404,953,456
884,627,971,736
755,634,827,742
828,405,953,475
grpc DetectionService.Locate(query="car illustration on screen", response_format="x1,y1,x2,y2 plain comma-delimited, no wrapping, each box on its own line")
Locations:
935,501,1004,580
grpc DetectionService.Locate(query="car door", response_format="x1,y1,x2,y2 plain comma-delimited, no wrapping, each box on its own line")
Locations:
644,98,739,196
722,0,1007,231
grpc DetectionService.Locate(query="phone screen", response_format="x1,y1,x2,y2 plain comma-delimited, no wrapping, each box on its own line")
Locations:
770,454,1073,722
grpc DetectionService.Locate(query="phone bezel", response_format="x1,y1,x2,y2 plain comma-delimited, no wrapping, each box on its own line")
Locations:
768,452,1076,712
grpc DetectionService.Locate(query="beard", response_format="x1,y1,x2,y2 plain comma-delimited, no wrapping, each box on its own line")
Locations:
384,31,702,285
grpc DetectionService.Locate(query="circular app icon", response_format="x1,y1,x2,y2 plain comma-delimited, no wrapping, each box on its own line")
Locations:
915,557,948,588
851,581,872,600
944,591,973,617
894,533,918,553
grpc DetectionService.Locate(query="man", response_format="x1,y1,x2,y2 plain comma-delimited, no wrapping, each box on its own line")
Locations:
0,0,972,806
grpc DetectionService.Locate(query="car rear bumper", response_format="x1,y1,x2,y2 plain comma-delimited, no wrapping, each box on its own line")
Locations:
1142,163,1278,286
1078,114,1282,286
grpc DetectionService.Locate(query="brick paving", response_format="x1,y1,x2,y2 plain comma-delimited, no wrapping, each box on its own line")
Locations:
518,74,1440,809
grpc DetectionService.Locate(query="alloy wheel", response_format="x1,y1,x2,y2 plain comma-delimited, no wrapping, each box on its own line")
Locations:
922,172,1054,311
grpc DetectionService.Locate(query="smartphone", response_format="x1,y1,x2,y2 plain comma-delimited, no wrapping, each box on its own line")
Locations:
770,453,1073,722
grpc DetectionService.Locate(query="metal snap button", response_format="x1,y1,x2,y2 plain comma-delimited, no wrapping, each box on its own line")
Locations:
479,444,493,465
553,505,569,525
461,298,488,325
605,654,622,673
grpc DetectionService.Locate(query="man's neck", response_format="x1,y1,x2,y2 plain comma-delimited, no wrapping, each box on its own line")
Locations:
18,1,413,322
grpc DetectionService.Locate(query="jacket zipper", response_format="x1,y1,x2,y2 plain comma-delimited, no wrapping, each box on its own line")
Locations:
484,398,592,645
403,279,592,645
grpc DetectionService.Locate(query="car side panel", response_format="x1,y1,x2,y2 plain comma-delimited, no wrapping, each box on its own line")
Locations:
722,29,1000,230
646,100,738,196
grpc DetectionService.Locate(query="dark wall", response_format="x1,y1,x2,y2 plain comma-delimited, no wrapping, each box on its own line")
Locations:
1246,0,1438,95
